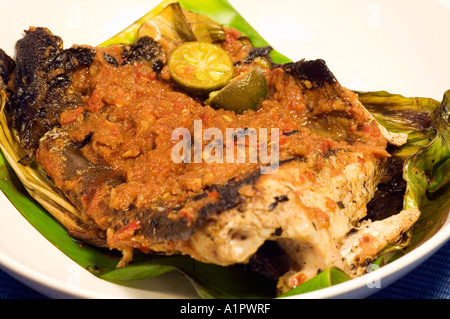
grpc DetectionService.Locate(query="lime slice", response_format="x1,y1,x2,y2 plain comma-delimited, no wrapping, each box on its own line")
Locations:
206,67,268,113
168,42,233,94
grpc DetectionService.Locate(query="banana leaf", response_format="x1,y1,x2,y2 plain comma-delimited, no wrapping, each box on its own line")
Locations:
0,0,449,299
357,90,450,254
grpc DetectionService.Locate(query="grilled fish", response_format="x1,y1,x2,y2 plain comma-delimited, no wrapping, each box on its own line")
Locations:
1,23,417,295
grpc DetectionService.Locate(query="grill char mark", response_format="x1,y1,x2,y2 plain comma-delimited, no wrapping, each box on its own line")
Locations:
141,157,305,241
283,59,336,86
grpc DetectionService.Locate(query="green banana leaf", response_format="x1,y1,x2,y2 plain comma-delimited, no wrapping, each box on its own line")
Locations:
0,0,449,299
358,91,450,248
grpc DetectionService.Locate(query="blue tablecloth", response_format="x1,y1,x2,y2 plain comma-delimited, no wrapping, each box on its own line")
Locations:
1,240,449,299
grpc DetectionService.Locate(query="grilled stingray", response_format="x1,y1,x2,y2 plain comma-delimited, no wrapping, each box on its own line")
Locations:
1,19,418,295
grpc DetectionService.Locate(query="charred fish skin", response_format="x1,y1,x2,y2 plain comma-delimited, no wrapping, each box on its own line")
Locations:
0,49,15,90
121,36,164,73
8,27,95,157
283,59,336,87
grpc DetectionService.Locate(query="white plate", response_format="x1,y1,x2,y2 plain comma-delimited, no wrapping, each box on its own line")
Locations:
0,0,449,299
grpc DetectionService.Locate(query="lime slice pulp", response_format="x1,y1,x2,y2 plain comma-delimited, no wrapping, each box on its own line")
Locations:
168,42,234,94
